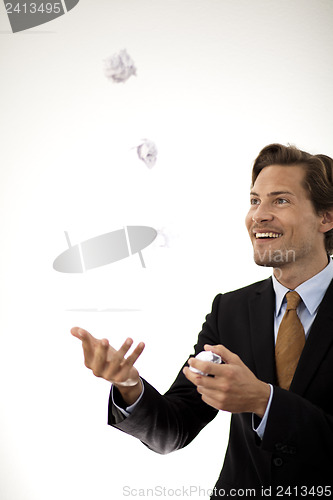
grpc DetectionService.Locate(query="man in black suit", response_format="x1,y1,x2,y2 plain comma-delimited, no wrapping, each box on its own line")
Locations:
72,144,333,496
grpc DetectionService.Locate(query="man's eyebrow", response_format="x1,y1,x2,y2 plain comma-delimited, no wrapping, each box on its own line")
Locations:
250,190,295,197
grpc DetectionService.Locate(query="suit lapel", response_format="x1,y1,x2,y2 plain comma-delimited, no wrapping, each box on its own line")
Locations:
248,278,277,384
290,279,333,395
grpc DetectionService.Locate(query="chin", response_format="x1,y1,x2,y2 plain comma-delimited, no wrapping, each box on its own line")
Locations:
253,249,296,267
253,257,273,268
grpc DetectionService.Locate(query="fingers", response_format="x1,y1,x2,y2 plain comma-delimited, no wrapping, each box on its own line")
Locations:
125,341,145,365
187,357,222,377
92,339,110,376
97,339,131,379
183,366,203,385
183,364,229,410
102,340,145,381
183,366,218,394
71,327,97,368
204,344,242,365
71,326,95,345
70,326,85,340
183,344,240,382
71,326,144,383
183,368,203,399
118,338,135,358
107,338,145,367
103,338,136,372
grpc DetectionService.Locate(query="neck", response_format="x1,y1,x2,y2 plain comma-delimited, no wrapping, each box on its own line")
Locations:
273,254,329,289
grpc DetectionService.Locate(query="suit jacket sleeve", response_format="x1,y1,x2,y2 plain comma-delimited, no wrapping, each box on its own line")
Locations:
108,295,222,454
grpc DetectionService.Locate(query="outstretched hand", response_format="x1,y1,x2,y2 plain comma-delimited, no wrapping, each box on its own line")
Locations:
71,327,145,404
183,344,270,418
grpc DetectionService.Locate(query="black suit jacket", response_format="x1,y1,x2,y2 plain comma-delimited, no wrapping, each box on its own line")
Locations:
109,277,333,494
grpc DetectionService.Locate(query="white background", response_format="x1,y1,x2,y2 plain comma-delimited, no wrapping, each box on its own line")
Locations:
0,1,333,499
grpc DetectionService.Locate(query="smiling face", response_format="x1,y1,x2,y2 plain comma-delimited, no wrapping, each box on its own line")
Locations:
245,164,329,283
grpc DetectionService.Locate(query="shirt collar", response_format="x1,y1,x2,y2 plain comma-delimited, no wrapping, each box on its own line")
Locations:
272,257,333,317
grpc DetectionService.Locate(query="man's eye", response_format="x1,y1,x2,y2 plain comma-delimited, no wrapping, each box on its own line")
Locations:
276,198,288,204
250,198,260,205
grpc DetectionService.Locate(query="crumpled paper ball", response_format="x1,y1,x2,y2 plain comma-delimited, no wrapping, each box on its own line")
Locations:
189,351,222,376
154,227,178,248
104,49,137,83
137,139,158,168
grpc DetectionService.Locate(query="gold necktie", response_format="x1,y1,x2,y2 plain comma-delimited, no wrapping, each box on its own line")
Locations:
275,291,305,390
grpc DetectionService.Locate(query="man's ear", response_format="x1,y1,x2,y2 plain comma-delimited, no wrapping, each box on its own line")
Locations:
319,209,333,233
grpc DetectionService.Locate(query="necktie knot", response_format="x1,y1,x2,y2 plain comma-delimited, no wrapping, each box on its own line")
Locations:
285,291,301,311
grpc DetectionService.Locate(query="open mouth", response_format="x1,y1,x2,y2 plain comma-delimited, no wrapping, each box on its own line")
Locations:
255,232,282,240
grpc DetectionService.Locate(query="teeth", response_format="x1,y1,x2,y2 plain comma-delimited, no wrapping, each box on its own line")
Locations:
255,232,282,239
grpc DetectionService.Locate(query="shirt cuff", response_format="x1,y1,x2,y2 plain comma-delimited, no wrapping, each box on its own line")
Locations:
252,384,273,439
111,378,145,418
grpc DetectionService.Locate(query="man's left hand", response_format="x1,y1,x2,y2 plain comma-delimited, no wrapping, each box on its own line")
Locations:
183,344,270,418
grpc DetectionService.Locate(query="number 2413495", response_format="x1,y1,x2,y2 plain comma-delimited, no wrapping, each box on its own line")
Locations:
276,485,331,496
5,3,62,14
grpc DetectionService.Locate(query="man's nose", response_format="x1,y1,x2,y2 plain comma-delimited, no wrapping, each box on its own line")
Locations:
252,204,274,223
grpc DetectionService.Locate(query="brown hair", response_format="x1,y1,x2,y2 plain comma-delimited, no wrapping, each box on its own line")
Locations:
252,143,333,255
